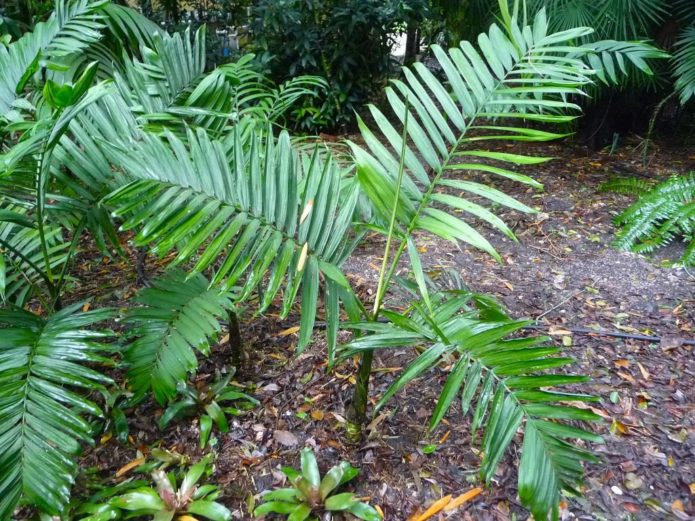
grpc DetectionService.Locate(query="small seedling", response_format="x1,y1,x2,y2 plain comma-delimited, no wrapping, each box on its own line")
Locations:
160,369,258,448
254,448,382,520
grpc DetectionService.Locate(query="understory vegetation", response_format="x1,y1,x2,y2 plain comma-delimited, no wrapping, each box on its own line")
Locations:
0,0,691,520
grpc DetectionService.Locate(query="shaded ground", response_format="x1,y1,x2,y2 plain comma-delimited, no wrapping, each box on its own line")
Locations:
79,138,694,521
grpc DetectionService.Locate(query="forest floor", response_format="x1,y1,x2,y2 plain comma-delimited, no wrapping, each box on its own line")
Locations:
77,137,694,521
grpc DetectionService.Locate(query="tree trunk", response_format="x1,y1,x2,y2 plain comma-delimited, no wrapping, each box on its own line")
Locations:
404,22,419,64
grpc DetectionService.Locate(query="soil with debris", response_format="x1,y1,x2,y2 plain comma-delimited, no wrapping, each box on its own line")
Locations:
76,138,693,521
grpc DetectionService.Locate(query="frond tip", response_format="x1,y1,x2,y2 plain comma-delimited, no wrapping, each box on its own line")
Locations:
124,270,235,405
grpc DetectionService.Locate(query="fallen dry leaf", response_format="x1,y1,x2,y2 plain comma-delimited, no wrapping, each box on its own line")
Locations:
278,326,300,337
115,457,146,477
444,487,483,512
409,495,452,521
274,430,299,447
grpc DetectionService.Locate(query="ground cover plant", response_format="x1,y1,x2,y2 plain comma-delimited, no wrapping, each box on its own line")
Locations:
0,0,685,520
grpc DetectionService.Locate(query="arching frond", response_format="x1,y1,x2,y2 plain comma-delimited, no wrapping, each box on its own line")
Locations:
340,290,602,521
124,270,235,404
103,124,359,353
351,8,597,261
0,304,112,518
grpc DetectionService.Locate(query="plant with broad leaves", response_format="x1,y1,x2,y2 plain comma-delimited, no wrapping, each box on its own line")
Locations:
159,369,259,448
108,456,231,521
254,448,381,521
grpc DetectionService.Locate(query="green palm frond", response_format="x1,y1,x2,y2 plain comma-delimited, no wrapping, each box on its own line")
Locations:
0,0,108,118
0,214,69,305
103,124,359,355
340,290,602,521
595,0,667,40
124,270,235,405
674,0,695,23
674,26,695,104
115,26,206,117
351,7,599,261
608,173,695,264
0,303,112,518
577,39,668,85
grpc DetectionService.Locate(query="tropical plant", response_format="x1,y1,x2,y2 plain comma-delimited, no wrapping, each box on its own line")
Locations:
107,456,231,521
600,173,695,265
331,1,654,518
340,287,603,521
254,447,381,521
159,369,258,448
0,0,652,519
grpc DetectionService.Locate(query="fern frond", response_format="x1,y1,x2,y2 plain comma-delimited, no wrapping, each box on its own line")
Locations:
611,173,695,264
124,270,234,404
599,176,654,195
340,290,602,521
0,304,112,518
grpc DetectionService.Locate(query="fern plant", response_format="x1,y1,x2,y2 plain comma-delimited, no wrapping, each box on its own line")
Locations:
601,173,695,265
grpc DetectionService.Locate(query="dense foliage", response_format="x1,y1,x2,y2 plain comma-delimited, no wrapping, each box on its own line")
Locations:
0,0,667,520
249,0,425,130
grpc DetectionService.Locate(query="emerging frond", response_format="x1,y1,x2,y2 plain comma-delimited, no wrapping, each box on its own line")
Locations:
608,173,695,264
103,124,359,353
340,290,602,521
124,270,234,404
0,304,112,518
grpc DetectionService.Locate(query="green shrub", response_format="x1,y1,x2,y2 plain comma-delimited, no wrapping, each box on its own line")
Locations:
249,0,426,131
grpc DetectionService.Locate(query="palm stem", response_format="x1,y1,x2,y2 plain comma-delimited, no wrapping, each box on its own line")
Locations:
347,102,409,441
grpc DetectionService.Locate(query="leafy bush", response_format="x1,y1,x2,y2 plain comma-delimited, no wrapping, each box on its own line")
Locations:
601,173,695,265
249,0,425,131
254,448,381,521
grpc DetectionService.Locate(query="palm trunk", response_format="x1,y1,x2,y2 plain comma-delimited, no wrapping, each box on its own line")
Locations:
346,349,374,442
228,310,243,372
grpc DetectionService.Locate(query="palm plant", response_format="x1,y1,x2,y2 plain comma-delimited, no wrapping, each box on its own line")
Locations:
337,1,645,518
485,0,695,103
